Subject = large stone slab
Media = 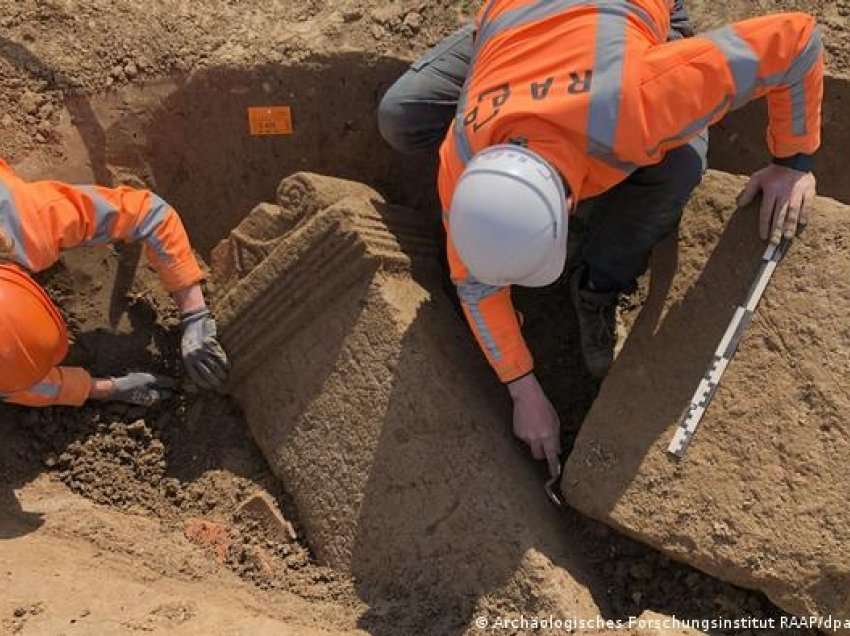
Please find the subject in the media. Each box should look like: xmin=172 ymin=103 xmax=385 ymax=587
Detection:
xmin=214 ymin=173 xmax=602 ymax=628
xmin=563 ymin=170 xmax=850 ymax=620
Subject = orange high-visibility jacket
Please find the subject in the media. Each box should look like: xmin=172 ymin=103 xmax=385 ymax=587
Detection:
xmin=0 ymin=159 xmax=203 ymax=407
xmin=438 ymin=1 xmax=823 ymax=383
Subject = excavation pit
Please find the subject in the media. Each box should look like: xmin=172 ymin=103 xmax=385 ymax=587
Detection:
xmin=3 ymin=46 xmax=847 ymax=634
xmin=17 ymin=54 xmax=439 ymax=257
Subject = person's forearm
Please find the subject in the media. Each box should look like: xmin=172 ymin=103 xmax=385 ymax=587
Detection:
xmin=89 ymin=378 xmax=115 ymax=400
xmin=172 ymin=283 xmax=207 ymax=315
xmin=455 ymin=282 xmax=534 ymax=383
xmin=507 ymin=372 xmax=539 ymax=400
xmin=3 ymin=367 xmax=92 ymax=407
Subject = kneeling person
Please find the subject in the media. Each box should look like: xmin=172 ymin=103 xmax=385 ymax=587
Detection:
xmin=0 ymin=160 xmax=229 ymax=407
xmin=379 ymin=2 xmax=823 ymax=476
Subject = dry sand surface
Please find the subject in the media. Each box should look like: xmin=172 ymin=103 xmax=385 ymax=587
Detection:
xmin=564 ymin=171 xmax=850 ymax=622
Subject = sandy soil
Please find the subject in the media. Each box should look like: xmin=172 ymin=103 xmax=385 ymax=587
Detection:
xmin=565 ymin=171 xmax=850 ymax=621
xmin=1 ymin=477 xmax=362 ymax=635
xmin=0 ymin=1 xmax=840 ymax=634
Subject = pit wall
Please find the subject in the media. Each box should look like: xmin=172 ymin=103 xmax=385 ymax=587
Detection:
xmin=18 ymin=53 xmax=439 ymax=260
xmin=709 ymin=75 xmax=849 ymax=205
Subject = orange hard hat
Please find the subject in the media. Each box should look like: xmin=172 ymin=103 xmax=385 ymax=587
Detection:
xmin=0 ymin=264 xmax=68 ymax=393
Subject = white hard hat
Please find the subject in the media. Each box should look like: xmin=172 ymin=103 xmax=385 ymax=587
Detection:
xmin=449 ymin=144 xmax=568 ymax=288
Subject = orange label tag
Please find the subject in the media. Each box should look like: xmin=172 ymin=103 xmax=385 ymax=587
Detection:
xmin=248 ymin=106 xmax=293 ymax=136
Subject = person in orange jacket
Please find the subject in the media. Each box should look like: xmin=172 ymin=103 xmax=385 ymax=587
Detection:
xmin=379 ymin=1 xmax=823 ymax=476
xmin=0 ymin=159 xmax=229 ymax=408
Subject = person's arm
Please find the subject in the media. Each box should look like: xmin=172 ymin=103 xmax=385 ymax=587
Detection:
xmin=444 ymin=212 xmax=561 ymax=476
xmin=640 ymin=12 xmax=822 ymax=165
xmin=57 ymin=184 xmax=204 ymax=292
xmin=1 ymin=369 xmax=176 ymax=408
xmin=446 ymin=234 xmax=533 ymax=383
xmin=0 ymin=164 xmax=205 ymax=291
xmin=59 ymin=186 xmax=228 ymax=387
xmin=14 ymin=175 xmax=229 ymax=390
xmin=638 ymin=12 xmax=823 ymax=240
xmin=1 ymin=367 xmax=92 ymax=407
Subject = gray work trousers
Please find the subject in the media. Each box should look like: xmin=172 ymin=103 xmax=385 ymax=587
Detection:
xmin=378 ymin=24 xmax=708 ymax=293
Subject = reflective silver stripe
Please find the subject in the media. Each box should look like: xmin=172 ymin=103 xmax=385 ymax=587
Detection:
xmin=648 ymin=25 xmax=822 ymax=156
xmin=81 ymin=186 xmax=119 ymax=245
xmin=132 ymin=194 xmax=169 ymax=241
xmin=478 ymin=0 xmax=659 ymax=48
xmin=586 ymin=6 xmax=638 ymax=174
xmin=0 ymin=179 xmax=33 ymax=268
xmin=708 ymin=25 xmax=821 ymax=137
xmin=451 ymin=0 xmax=505 ymax=164
xmin=765 ymin=27 xmax=822 ymax=138
xmin=454 ymin=0 xmax=661 ymax=168
xmin=145 ymin=233 xmax=173 ymax=265
xmin=705 ymin=26 xmax=759 ymax=109
xmin=478 ymin=0 xmax=583 ymax=50
xmin=762 ymin=27 xmax=823 ymax=88
xmin=477 ymin=0 xmax=501 ymax=34
xmin=82 ymin=189 xmax=174 ymax=263
xmin=790 ymin=80 xmax=807 ymax=136
xmin=452 ymin=53 xmax=474 ymax=164
xmin=133 ymin=194 xmax=174 ymax=264
xmin=453 ymin=117 xmax=475 ymax=164
xmin=457 ymin=278 xmax=504 ymax=361
xmin=30 ymin=381 xmax=61 ymax=399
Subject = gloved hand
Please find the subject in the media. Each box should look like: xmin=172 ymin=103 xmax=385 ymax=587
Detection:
xmin=180 ymin=308 xmax=230 ymax=390
xmin=111 ymin=373 xmax=176 ymax=407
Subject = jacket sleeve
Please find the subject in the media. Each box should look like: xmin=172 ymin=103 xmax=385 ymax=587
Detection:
xmin=638 ymin=13 xmax=823 ymax=171
xmin=1 ymin=367 xmax=92 ymax=407
xmin=445 ymin=219 xmax=534 ymax=384
xmin=14 ymin=175 xmax=204 ymax=291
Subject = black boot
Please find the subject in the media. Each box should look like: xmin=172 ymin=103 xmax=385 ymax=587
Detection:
xmin=569 ymin=267 xmax=618 ymax=379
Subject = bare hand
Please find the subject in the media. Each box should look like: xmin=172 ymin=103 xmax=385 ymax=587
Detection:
xmin=737 ymin=164 xmax=816 ymax=244
xmin=508 ymin=374 xmax=562 ymax=477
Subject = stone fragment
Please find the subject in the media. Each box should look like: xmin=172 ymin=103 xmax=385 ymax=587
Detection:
xmin=404 ymin=12 xmax=423 ymax=32
xmin=563 ymin=171 xmax=850 ymax=621
xmin=236 ymin=492 xmax=297 ymax=543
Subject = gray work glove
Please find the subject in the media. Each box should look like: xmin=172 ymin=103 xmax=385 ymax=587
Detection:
xmin=180 ymin=308 xmax=230 ymax=390
xmin=111 ymin=373 xmax=176 ymax=407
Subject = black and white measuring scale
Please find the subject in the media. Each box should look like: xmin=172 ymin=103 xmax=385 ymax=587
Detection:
xmin=667 ymin=237 xmax=793 ymax=458
xmin=544 ymin=237 xmax=792 ymax=507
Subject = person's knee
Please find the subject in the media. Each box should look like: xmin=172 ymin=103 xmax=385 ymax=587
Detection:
xmin=378 ymin=70 xmax=459 ymax=154
xmin=379 ymin=73 xmax=448 ymax=154
xmin=667 ymin=140 xmax=707 ymax=202
xmin=378 ymin=82 xmax=417 ymax=153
